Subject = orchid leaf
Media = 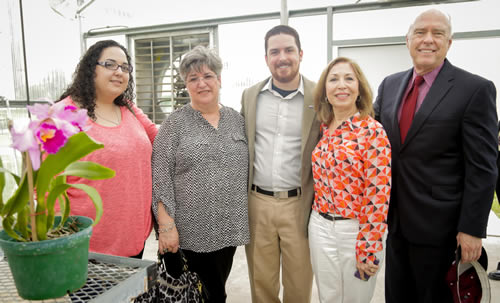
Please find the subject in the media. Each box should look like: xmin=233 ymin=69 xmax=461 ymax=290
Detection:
xmin=0 ymin=167 xmax=21 ymax=185
xmin=35 ymin=200 xmax=48 ymax=241
xmin=14 ymin=205 xmax=30 ymax=240
xmin=46 ymin=176 xmax=66 ymax=231
xmin=46 ymin=183 xmax=70 ymax=231
xmin=1 ymin=173 xmax=28 ymax=217
xmin=55 ymin=175 xmax=66 ymax=184
xmin=0 ymin=163 xmax=22 ymax=215
xmin=67 ymin=183 xmax=103 ymax=226
xmin=36 ymin=132 xmax=104 ymax=205
xmin=33 ymin=132 xmax=104 ymax=239
xmin=1 ymin=103 xmax=114 ymax=243
xmin=48 ymin=183 xmax=101 ymax=231
xmin=62 ymin=161 xmax=115 ymax=180
xmin=58 ymin=193 xmax=71 ymax=230
xmin=2 ymin=216 xmax=25 ymax=242
xmin=0 ymin=157 xmax=5 ymax=213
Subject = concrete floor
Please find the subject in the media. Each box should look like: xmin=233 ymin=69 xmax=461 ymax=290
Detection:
xmin=143 ymin=211 xmax=500 ymax=302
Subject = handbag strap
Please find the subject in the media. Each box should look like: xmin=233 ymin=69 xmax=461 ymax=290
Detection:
xmin=176 ymin=248 xmax=191 ymax=272
xmin=157 ymin=249 xmax=191 ymax=273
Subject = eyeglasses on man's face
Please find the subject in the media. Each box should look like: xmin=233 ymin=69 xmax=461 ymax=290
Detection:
xmin=97 ymin=59 xmax=133 ymax=73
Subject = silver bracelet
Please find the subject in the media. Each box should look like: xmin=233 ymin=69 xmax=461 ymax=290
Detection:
xmin=158 ymin=221 xmax=175 ymax=233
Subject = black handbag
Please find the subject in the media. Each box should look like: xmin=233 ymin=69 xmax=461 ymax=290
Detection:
xmin=133 ymin=249 xmax=207 ymax=303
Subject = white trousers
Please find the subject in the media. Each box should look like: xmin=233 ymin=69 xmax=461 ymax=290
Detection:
xmin=308 ymin=210 xmax=384 ymax=303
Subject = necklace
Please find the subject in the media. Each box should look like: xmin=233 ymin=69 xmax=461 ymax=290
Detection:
xmin=95 ymin=106 xmax=121 ymax=126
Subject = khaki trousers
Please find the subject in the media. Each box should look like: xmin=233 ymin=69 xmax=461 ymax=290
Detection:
xmin=245 ymin=190 xmax=313 ymax=303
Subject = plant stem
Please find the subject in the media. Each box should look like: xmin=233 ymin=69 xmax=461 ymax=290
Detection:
xmin=25 ymin=152 xmax=38 ymax=242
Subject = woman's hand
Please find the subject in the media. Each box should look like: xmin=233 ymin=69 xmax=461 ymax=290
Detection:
xmin=156 ymin=202 xmax=180 ymax=254
xmin=356 ymin=260 xmax=380 ymax=281
xmin=158 ymin=227 xmax=180 ymax=254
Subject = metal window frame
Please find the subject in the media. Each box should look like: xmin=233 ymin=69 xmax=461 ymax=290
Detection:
xmin=128 ymin=27 xmax=215 ymax=123
xmin=331 ymin=30 xmax=500 ymax=48
xmin=84 ymin=0 xmax=479 ymax=62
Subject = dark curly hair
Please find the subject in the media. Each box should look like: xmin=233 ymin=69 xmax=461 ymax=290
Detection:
xmin=59 ymin=40 xmax=135 ymax=120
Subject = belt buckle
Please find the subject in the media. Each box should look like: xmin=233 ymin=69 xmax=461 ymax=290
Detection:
xmin=273 ymin=191 xmax=280 ymax=199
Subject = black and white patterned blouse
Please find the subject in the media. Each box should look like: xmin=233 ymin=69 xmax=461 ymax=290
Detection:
xmin=152 ymin=104 xmax=250 ymax=253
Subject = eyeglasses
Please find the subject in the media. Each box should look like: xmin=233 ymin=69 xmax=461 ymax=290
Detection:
xmin=96 ymin=60 xmax=133 ymax=73
xmin=186 ymin=73 xmax=217 ymax=85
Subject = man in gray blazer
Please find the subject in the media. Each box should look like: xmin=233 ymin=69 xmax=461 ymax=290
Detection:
xmin=240 ymin=25 xmax=321 ymax=303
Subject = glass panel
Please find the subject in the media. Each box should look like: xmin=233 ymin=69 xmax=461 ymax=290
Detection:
xmin=218 ymin=15 xmax=326 ymax=111
xmin=133 ymin=32 xmax=211 ymax=124
xmin=339 ymin=44 xmax=411 ymax=99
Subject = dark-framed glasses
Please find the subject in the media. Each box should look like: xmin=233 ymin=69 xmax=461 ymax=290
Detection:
xmin=97 ymin=60 xmax=133 ymax=73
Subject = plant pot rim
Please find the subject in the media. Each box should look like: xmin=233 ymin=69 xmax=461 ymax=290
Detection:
xmin=0 ymin=215 xmax=93 ymax=256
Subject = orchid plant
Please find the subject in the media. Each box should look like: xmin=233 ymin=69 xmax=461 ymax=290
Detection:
xmin=0 ymin=102 xmax=115 ymax=242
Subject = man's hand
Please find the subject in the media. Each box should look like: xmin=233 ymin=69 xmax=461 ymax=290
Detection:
xmin=456 ymin=232 xmax=482 ymax=263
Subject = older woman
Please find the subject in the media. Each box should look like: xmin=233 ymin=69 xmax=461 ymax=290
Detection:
xmin=58 ymin=40 xmax=158 ymax=258
xmin=152 ymin=45 xmax=249 ymax=302
xmin=309 ymin=57 xmax=391 ymax=302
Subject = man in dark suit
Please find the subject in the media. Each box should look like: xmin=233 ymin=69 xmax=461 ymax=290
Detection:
xmin=488 ymin=121 xmax=500 ymax=281
xmin=374 ymin=9 xmax=497 ymax=302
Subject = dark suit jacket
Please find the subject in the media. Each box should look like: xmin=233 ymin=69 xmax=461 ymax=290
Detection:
xmin=497 ymin=121 xmax=500 ymax=197
xmin=240 ymin=76 xmax=321 ymax=237
xmin=374 ymin=59 xmax=498 ymax=245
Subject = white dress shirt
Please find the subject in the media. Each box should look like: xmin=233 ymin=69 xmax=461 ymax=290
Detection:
xmin=253 ymin=76 xmax=304 ymax=191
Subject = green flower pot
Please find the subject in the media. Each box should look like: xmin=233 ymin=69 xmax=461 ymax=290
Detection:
xmin=0 ymin=215 xmax=93 ymax=300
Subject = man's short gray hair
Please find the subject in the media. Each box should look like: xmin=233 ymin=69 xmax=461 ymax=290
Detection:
xmin=407 ymin=9 xmax=453 ymax=39
xmin=179 ymin=45 xmax=223 ymax=81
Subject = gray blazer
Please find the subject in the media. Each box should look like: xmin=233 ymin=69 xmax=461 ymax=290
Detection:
xmin=240 ymin=76 xmax=321 ymax=236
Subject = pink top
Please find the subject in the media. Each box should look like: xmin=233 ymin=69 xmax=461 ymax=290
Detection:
xmin=62 ymin=97 xmax=158 ymax=257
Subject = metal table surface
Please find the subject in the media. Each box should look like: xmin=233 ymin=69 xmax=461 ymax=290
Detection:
xmin=0 ymin=252 xmax=156 ymax=302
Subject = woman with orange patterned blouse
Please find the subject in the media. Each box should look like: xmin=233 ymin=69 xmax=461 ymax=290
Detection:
xmin=309 ymin=57 xmax=391 ymax=303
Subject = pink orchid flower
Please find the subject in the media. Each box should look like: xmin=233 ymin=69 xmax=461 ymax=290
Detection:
xmin=36 ymin=122 xmax=68 ymax=154
xmin=10 ymin=102 xmax=90 ymax=170
xmin=10 ymin=121 xmax=41 ymax=170
xmin=28 ymin=102 xmax=89 ymax=137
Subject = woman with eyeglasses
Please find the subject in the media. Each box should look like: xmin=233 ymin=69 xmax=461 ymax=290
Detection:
xmin=57 ymin=40 xmax=158 ymax=258
xmin=152 ymin=45 xmax=249 ymax=302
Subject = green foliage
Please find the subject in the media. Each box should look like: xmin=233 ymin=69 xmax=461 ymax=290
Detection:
xmin=493 ymin=193 xmax=500 ymax=219
xmin=0 ymin=132 xmax=115 ymax=242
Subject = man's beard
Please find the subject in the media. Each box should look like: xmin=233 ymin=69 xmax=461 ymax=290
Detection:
xmin=271 ymin=63 xmax=300 ymax=84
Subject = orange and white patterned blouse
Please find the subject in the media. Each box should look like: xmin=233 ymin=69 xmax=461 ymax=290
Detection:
xmin=311 ymin=113 xmax=391 ymax=263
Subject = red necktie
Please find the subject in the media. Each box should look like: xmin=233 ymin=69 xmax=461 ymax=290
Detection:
xmin=400 ymin=75 xmax=424 ymax=143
